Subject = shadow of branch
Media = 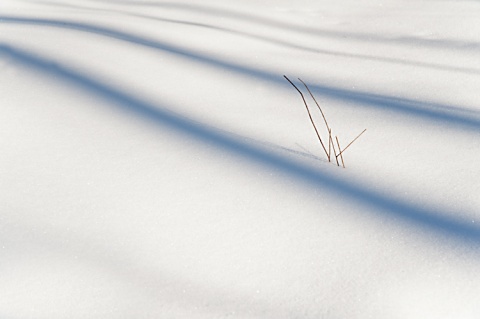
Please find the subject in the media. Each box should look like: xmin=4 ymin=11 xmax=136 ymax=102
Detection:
xmin=15 ymin=2 xmax=480 ymax=75
xmin=74 ymin=1 xmax=480 ymax=52
xmin=2 ymin=43 xmax=480 ymax=246
xmin=1 ymin=16 xmax=479 ymax=133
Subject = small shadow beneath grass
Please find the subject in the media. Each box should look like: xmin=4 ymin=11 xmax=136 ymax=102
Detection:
xmin=2 ymin=43 xmax=480 ymax=246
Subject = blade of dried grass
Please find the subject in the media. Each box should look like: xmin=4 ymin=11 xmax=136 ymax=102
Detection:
xmin=336 ymin=136 xmax=345 ymax=168
xmin=329 ymin=129 xmax=340 ymax=166
xmin=298 ymin=78 xmax=330 ymax=133
xmin=328 ymin=128 xmax=332 ymax=161
xmin=284 ymin=75 xmax=329 ymax=158
xmin=337 ymin=129 xmax=367 ymax=158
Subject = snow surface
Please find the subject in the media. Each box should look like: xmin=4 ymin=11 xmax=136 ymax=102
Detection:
xmin=1 ymin=0 xmax=480 ymax=318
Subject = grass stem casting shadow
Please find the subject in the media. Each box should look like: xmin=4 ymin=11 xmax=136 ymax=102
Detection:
xmin=284 ymin=75 xmax=366 ymax=168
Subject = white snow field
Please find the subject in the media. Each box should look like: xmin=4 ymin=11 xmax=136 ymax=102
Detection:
xmin=1 ymin=0 xmax=480 ymax=318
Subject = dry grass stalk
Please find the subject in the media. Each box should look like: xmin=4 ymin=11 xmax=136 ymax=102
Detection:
xmin=336 ymin=129 xmax=367 ymax=158
xmin=328 ymin=128 xmax=332 ymax=162
xmin=284 ymin=75 xmax=366 ymax=168
xmin=283 ymin=75 xmax=329 ymax=159
xmin=300 ymin=77 xmax=332 ymax=162
xmin=336 ymin=136 xmax=345 ymax=168
xmin=329 ymin=129 xmax=340 ymax=166
xmin=298 ymin=78 xmax=330 ymax=132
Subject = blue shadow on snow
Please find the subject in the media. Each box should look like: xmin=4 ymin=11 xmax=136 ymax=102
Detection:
xmin=1 ymin=43 xmax=480 ymax=245
xmin=1 ymin=16 xmax=480 ymax=133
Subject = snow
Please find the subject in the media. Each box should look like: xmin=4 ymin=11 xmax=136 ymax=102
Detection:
xmin=1 ymin=0 xmax=480 ymax=318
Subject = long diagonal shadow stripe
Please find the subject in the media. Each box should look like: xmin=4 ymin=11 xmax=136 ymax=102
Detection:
xmin=1 ymin=16 xmax=480 ymax=132
xmin=8 ymin=5 xmax=480 ymax=75
xmin=1 ymin=43 xmax=480 ymax=245
xmin=62 ymin=1 xmax=480 ymax=52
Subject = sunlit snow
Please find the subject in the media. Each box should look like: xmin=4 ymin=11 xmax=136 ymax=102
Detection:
xmin=1 ymin=0 xmax=480 ymax=318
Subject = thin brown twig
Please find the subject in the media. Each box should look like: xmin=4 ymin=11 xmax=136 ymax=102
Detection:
xmin=298 ymin=78 xmax=330 ymax=133
xmin=337 ymin=129 xmax=367 ymax=158
xmin=284 ymin=75 xmax=329 ymax=159
xmin=336 ymin=136 xmax=345 ymax=168
xmin=328 ymin=128 xmax=332 ymax=161
xmin=330 ymin=129 xmax=340 ymax=166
